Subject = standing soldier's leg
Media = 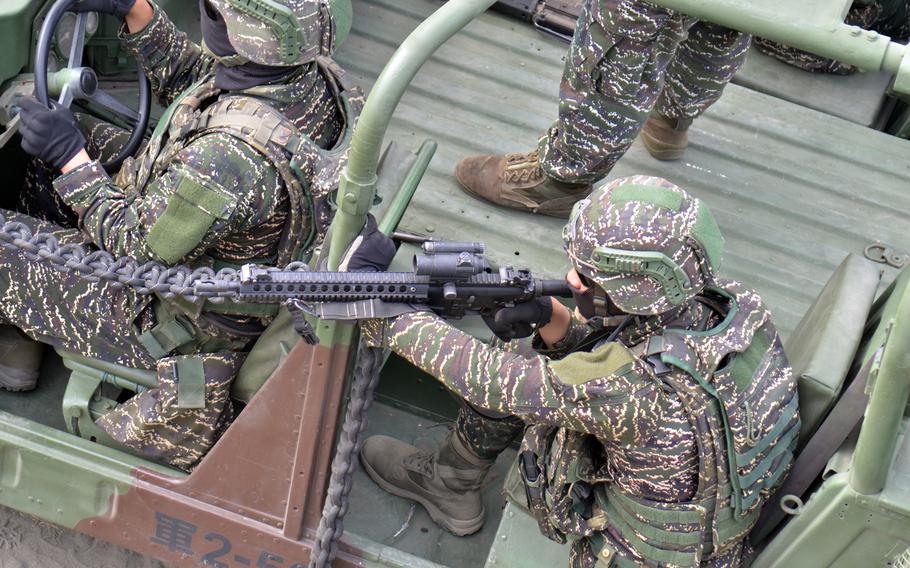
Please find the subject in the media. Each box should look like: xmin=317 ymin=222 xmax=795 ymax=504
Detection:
xmin=455 ymin=0 xmax=687 ymax=217
xmin=642 ymin=22 xmax=750 ymax=160
xmin=360 ymin=403 xmax=524 ymax=535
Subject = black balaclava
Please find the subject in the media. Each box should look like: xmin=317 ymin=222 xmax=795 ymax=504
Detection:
xmin=200 ymin=0 xmax=301 ymax=91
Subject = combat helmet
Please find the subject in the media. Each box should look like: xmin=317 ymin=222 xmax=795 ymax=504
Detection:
xmin=206 ymin=0 xmax=353 ymax=67
xmin=562 ymin=175 xmax=724 ymax=315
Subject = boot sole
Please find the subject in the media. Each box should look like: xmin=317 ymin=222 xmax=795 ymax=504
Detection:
xmin=0 ymin=364 xmax=38 ymax=392
xmin=360 ymin=453 xmax=486 ymax=536
xmin=640 ymin=130 xmax=687 ymax=161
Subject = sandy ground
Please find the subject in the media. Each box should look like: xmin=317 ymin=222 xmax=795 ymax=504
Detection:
xmin=0 ymin=506 xmax=173 ymax=568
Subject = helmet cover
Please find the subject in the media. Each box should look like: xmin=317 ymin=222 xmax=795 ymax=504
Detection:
xmin=562 ymin=175 xmax=724 ymax=315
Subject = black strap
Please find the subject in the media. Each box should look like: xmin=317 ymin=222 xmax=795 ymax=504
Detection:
xmin=749 ymin=349 xmax=878 ymax=545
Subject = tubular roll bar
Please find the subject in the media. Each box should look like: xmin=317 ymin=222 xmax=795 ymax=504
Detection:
xmin=639 ymin=0 xmax=910 ymax=95
xmin=325 ymin=0 xmax=499 ymax=270
xmin=850 ymin=289 xmax=910 ymax=495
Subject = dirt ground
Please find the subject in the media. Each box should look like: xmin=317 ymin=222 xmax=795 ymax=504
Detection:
xmin=0 ymin=505 xmax=172 ymax=568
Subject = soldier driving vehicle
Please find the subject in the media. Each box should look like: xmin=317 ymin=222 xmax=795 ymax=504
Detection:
xmin=0 ymin=0 xmax=906 ymax=567
xmin=6 ymin=0 xmax=360 ymax=470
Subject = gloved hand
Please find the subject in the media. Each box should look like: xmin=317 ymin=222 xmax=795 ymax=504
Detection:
xmin=69 ymin=0 xmax=138 ymax=18
xmin=339 ymin=214 xmax=396 ymax=272
xmin=483 ymin=297 xmax=554 ymax=341
xmin=18 ymin=97 xmax=87 ymax=171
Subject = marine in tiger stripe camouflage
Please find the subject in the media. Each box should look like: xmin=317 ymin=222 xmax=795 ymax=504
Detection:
xmin=455 ymin=0 xmax=750 ymax=216
xmin=360 ymin=176 xmax=799 ymax=567
xmin=539 ymin=0 xmax=750 ymax=184
xmin=11 ymin=0 xmax=349 ymax=470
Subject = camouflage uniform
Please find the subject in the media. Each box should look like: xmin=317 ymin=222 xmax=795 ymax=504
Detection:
xmin=362 ymin=177 xmax=799 ymax=567
xmin=754 ymin=0 xmax=910 ymax=74
xmin=539 ymin=0 xmax=751 ymax=184
xmin=8 ymin=2 xmax=352 ymax=470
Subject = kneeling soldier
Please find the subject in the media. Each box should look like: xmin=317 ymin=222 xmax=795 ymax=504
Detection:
xmin=360 ymin=176 xmax=800 ymax=567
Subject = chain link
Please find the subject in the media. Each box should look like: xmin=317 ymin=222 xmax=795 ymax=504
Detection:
xmin=0 ymin=211 xmax=374 ymax=565
xmin=310 ymin=340 xmax=384 ymax=568
xmin=0 ymin=211 xmax=312 ymax=302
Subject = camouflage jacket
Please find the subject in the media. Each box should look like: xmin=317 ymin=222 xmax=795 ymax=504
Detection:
xmin=52 ymin=1 xmax=342 ymax=268
xmin=362 ymin=280 xmax=799 ymax=567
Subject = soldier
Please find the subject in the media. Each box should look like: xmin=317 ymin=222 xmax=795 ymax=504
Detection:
xmin=3 ymin=0 xmax=365 ymax=470
xmin=359 ymin=176 xmax=800 ymax=567
xmin=455 ymin=0 xmax=750 ymax=218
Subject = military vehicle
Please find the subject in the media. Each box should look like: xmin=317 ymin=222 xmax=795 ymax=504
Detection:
xmin=0 ymin=0 xmax=907 ymax=566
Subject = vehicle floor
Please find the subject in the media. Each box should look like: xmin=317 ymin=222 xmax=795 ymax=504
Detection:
xmin=0 ymin=502 xmax=172 ymax=568
xmin=346 ymin=401 xmax=516 ymax=568
xmin=335 ymin=0 xmax=910 ymax=341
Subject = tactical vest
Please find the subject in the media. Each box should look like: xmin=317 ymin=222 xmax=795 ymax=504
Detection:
xmin=118 ymin=57 xmax=363 ymax=334
xmin=521 ymin=282 xmax=800 ymax=567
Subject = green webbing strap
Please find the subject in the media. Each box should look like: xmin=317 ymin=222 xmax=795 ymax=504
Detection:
xmin=601 ymin=493 xmax=702 ymax=547
xmin=202 ymin=299 xmax=280 ymax=318
xmin=587 ymin=534 xmax=640 ymax=568
xmin=601 ymin=484 xmax=705 ymax=525
xmin=713 ymin=503 xmax=761 ymax=546
xmin=736 ymin=395 xmax=799 ymax=463
xmin=152 ymin=77 xmax=212 ymax=142
xmin=138 ymin=316 xmax=196 ymax=359
xmin=661 ymin=352 xmax=745 ymax=517
xmin=596 ymin=491 xmax=701 ymax=565
xmin=175 ymin=358 xmax=206 ymax=409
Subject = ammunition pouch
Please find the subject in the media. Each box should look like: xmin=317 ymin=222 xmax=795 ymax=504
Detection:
xmin=519 ymin=424 xmax=603 ymax=545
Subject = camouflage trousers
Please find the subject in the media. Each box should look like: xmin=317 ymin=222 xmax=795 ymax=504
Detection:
xmin=539 ymin=0 xmax=751 ymax=183
xmin=455 ymin=403 xmax=524 ymax=459
xmin=754 ymin=0 xmax=910 ymax=74
xmin=15 ymin=120 xmax=252 ymax=471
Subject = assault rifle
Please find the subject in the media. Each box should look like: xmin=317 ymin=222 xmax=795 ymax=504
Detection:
xmin=199 ymin=241 xmax=572 ymax=344
xmin=493 ymin=0 xmax=582 ymax=43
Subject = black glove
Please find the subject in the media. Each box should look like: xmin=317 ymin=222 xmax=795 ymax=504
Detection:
xmin=69 ymin=0 xmax=137 ymax=18
xmin=340 ymin=214 xmax=397 ymax=272
xmin=18 ymin=97 xmax=87 ymax=171
xmin=483 ymin=297 xmax=554 ymax=341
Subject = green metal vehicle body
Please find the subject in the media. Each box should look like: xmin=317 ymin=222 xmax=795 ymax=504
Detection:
xmin=0 ymin=0 xmax=908 ymax=566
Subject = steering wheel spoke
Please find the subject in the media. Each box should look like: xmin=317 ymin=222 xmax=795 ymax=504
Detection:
xmin=88 ymin=89 xmax=142 ymax=124
xmin=59 ymin=12 xmax=89 ymax=108
xmin=35 ymin=0 xmax=151 ymax=173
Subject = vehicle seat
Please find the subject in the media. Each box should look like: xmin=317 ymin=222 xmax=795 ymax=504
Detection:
xmin=784 ymin=253 xmax=881 ymax=447
xmin=57 ymin=350 xmax=157 ymax=443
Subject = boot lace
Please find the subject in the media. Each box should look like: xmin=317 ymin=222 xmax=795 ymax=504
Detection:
xmin=403 ymin=450 xmax=436 ymax=478
xmin=502 ymin=151 xmax=544 ymax=185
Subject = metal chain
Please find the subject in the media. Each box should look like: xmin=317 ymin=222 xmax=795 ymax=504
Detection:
xmin=0 ymin=211 xmax=309 ymax=301
xmin=310 ymin=340 xmax=384 ymax=568
xmin=0 ymin=211 xmax=376 ymax=565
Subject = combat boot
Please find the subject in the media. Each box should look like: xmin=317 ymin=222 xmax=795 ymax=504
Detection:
xmin=0 ymin=326 xmax=43 ymax=392
xmin=360 ymin=432 xmax=494 ymax=536
xmin=455 ymin=150 xmax=591 ymax=218
xmin=640 ymin=115 xmax=692 ymax=161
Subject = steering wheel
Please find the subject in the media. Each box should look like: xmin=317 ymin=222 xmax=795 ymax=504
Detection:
xmin=34 ymin=0 xmax=152 ymax=172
